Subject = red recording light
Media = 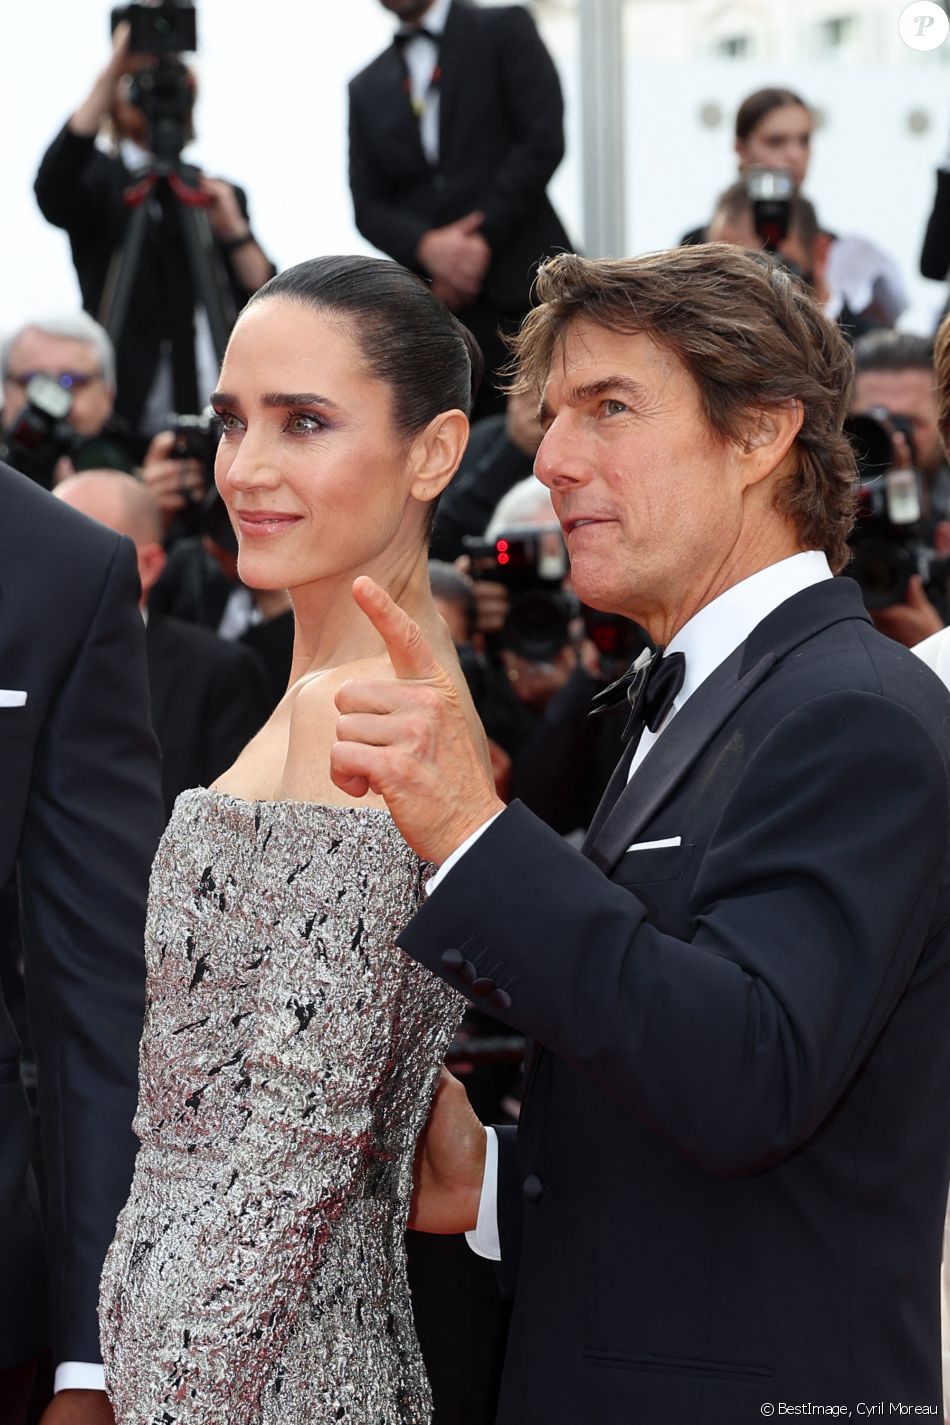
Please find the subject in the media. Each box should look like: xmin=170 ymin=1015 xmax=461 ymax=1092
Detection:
xmin=497 ymin=552 xmax=509 ymax=565
xmin=496 ymin=539 xmax=509 ymax=552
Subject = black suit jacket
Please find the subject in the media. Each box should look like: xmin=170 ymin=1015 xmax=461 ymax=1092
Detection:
xmin=0 ymin=463 xmax=163 ymax=1370
xmin=401 ymin=578 xmax=950 ymax=1423
xmin=921 ymin=169 xmax=950 ymax=283
xmin=146 ymin=613 xmax=270 ymax=820
xmin=348 ymin=0 xmax=571 ymax=314
xmin=34 ymin=124 xmax=269 ymax=430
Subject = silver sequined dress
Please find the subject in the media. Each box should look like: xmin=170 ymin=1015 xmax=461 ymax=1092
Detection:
xmin=99 ymin=788 xmax=462 ymax=1425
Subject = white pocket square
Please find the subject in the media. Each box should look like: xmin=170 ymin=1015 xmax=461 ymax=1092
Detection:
xmin=0 ymin=690 xmax=27 ymax=707
xmin=625 ymin=836 xmax=682 ymax=852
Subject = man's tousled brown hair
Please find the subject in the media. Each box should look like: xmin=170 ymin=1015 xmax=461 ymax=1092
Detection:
xmin=508 ymin=245 xmax=858 ymax=572
xmin=934 ymin=311 xmax=950 ymax=458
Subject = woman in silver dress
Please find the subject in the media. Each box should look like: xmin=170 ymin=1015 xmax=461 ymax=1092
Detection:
xmin=99 ymin=255 xmax=488 ymax=1423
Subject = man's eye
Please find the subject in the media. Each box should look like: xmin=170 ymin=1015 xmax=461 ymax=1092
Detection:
xmin=603 ymin=399 xmax=627 ymax=417
xmin=215 ymin=411 xmax=241 ymax=432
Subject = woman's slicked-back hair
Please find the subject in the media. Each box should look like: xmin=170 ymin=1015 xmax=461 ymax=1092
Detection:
xmin=246 ymin=255 xmax=483 ymax=438
xmin=508 ymin=245 xmax=858 ymax=572
xmin=735 ymin=86 xmax=809 ymax=141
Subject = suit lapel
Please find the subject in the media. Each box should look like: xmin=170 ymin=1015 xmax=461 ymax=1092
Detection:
xmin=520 ymin=577 xmax=871 ymax=1114
xmin=585 ymin=577 xmax=871 ymax=876
xmin=377 ymin=43 xmax=431 ymax=173
xmin=436 ymin=0 xmax=467 ymax=164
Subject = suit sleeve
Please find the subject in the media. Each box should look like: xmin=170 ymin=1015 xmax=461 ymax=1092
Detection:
xmin=34 ymin=123 xmax=116 ymax=237
xmin=476 ymin=8 xmax=566 ymax=255
xmin=400 ymin=690 xmax=949 ymax=1176
xmin=348 ymin=86 xmax=431 ymax=268
xmin=920 ymin=169 xmax=950 ymax=281
xmin=18 ymin=536 xmax=163 ymax=1364
xmin=200 ymin=646 xmax=272 ymax=787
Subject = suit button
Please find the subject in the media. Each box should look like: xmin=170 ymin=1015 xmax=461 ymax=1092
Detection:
xmin=441 ymin=948 xmax=464 ymax=972
xmin=523 ymin=1173 xmax=544 ymax=1205
xmin=458 ymin=958 xmax=477 ymax=986
xmin=489 ymin=988 xmax=512 ymax=1011
xmin=472 ymin=977 xmax=495 ymax=997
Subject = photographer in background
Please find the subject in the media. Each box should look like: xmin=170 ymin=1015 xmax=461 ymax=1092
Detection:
xmin=849 ymin=332 xmax=950 ymax=648
xmin=0 ymin=314 xmax=137 ymax=485
xmin=462 ymin=478 xmax=639 ymax=838
xmin=429 ymin=390 xmax=543 ymax=563
xmin=34 ymin=17 xmax=273 ymax=437
xmin=683 ymin=87 xmax=906 ymax=338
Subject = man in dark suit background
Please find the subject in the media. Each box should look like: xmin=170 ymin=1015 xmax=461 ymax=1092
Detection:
xmin=349 ymin=0 xmax=572 ymax=415
xmin=55 ymin=471 xmax=271 ymax=821
xmin=0 ymin=462 xmax=163 ymax=1423
xmin=331 ymin=245 xmax=950 ymax=1422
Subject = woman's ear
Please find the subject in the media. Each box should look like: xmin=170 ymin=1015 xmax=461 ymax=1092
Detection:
xmin=408 ymin=410 xmax=470 ymax=504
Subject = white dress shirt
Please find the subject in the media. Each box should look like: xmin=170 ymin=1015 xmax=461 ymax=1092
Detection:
xmin=439 ymin=551 xmax=834 ymax=1260
xmin=397 ymin=0 xmax=453 ymax=167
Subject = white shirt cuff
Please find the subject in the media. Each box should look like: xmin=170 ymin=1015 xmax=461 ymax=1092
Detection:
xmin=464 ymin=1124 xmax=501 ymax=1261
xmin=55 ymin=1362 xmax=106 ymax=1392
xmin=426 ymin=812 xmax=504 ymax=895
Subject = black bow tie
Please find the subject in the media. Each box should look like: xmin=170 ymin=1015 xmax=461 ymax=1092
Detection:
xmin=590 ymin=646 xmax=687 ymax=741
xmin=395 ymin=26 xmax=440 ymax=45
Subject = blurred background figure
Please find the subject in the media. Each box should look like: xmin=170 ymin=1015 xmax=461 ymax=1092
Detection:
xmin=55 ymin=471 xmax=271 ymax=820
xmin=1 ymin=313 xmax=136 ymax=484
xmin=34 ymin=20 xmax=273 ymax=437
xmin=683 ymin=87 xmax=907 ymax=338
xmin=349 ymin=0 xmax=572 ymax=417
xmin=847 ymin=331 xmax=950 ymax=648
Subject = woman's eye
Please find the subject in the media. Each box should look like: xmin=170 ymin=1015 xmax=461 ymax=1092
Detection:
xmin=287 ymin=412 xmax=325 ymax=435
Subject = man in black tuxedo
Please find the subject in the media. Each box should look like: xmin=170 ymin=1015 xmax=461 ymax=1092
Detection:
xmin=0 ymin=462 xmax=163 ymax=1422
xmin=55 ymin=471 xmax=271 ymax=820
xmin=349 ymin=0 xmax=571 ymax=414
xmin=332 ymin=245 xmax=950 ymax=1422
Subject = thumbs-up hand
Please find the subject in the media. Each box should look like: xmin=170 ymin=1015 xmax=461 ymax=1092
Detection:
xmin=332 ymin=577 xmax=504 ymax=864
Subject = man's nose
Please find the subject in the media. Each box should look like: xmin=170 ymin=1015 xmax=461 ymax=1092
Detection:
xmin=534 ymin=418 xmax=591 ymax=491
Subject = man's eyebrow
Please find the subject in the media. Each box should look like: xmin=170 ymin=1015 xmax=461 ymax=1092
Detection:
xmin=538 ymin=375 xmax=647 ymax=428
xmin=570 ymin=376 xmax=647 ymax=406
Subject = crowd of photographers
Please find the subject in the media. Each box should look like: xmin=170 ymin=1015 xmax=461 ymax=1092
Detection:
xmin=4 ymin=3 xmax=950 ymax=1421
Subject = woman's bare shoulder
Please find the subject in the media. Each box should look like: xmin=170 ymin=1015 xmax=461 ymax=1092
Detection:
xmin=278 ymin=656 xmax=393 ymax=808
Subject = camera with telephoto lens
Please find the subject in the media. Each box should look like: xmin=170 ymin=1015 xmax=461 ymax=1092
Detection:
xmin=843 ymin=407 xmax=934 ymax=609
xmin=0 ymin=374 xmax=85 ymax=489
xmin=166 ymin=411 xmax=236 ymax=552
xmin=463 ymin=526 xmax=576 ymax=662
xmin=111 ymin=4 xmax=198 ymax=162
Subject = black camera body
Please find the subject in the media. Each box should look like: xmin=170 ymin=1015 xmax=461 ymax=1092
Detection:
xmin=0 ymin=375 xmax=84 ymax=489
xmin=844 ymin=407 xmax=932 ymax=609
xmin=111 ymin=4 xmax=197 ymax=161
xmin=745 ymin=167 xmax=795 ymax=250
xmin=463 ymin=527 xmax=574 ymax=662
xmin=111 ymin=2 xmax=197 ymax=55
xmin=166 ymin=412 xmax=236 ymax=552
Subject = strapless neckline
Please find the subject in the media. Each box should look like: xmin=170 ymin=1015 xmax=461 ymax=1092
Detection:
xmin=179 ymin=785 xmax=395 ymax=820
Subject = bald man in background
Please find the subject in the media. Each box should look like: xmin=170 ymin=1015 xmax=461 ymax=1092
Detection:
xmin=56 ymin=473 xmax=271 ymax=820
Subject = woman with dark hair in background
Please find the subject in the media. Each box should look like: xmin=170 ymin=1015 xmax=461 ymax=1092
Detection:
xmin=683 ymin=85 xmax=907 ymax=336
xmin=98 ymin=255 xmax=485 ymax=1423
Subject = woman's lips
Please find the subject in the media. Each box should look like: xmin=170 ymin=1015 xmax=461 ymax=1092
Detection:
xmin=235 ymin=511 xmax=304 ymax=537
